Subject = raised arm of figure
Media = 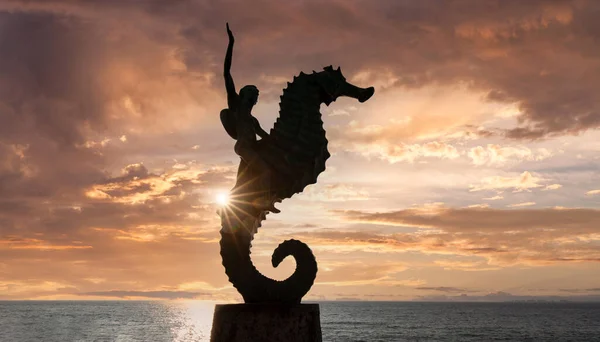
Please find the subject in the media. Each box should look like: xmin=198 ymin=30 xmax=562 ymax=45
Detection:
xmin=224 ymin=23 xmax=238 ymax=110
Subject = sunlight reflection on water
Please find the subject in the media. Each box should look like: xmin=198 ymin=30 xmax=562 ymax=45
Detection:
xmin=167 ymin=301 xmax=216 ymax=341
xmin=2 ymin=301 xmax=600 ymax=341
xmin=0 ymin=300 xmax=216 ymax=342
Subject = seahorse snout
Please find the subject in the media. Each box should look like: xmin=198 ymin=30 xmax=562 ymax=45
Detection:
xmin=359 ymin=86 xmax=375 ymax=103
xmin=339 ymin=81 xmax=375 ymax=103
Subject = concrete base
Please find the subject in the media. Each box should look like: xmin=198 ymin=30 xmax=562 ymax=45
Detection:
xmin=210 ymin=303 xmax=322 ymax=342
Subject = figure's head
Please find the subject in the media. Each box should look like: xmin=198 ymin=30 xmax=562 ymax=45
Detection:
xmin=240 ymin=85 xmax=259 ymax=106
xmin=316 ymin=65 xmax=374 ymax=106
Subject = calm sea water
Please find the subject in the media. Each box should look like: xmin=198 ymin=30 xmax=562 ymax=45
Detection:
xmin=0 ymin=301 xmax=599 ymax=341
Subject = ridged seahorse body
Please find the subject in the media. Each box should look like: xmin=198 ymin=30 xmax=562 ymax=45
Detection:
xmin=219 ymin=66 xmax=374 ymax=303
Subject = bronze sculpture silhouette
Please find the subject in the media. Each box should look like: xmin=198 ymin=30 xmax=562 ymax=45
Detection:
xmin=218 ymin=23 xmax=374 ymax=304
xmin=220 ymin=23 xmax=279 ymax=213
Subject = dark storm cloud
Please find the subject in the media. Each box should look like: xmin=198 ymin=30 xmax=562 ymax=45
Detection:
xmin=0 ymin=3 xmax=220 ymax=233
xmin=139 ymin=0 xmax=600 ymax=139
xmin=0 ymin=11 xmax=109 ymax=210
xmin=4 ymin=0 xmax=600 ymax=138
xmin=0 ymin=12 xmax=108 ymax=145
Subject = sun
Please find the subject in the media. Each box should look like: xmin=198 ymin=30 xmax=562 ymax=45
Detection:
xmin=216 ymin=192 xmax=230 ymax=206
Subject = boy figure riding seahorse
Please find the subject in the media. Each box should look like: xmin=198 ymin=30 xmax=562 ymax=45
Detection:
xmin=220 ymin=23 xmax=280 ymax=214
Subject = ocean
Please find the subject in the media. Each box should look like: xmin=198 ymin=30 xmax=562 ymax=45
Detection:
xmin=0 ymin=301 xmax=599 ymax=341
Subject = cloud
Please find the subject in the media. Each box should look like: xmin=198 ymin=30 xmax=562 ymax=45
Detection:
xmin=467 ymin=203 xmax=490 ymax=209
xmin=433 ymin=259 xmax=499 ymax=271
xmin=300 ymin=183 xmax=370 ymax=202
xmin=78 ymin=290 xmax=208 ymax=300
xmin=468 ymin=145 xmax=552 ymax=166
xmin=559 ymin=288 xmax=600 ymax=293
xmin=339 ymin=205 xmax=600 ymax=232
xmin=469 ymin=171 xmax=546 ymax=192
xmin=2 ymin=0 xmax=600 ymax=140
xmin=315 ymin=261 xmax=426 ymax=287
xmin=83 ymin=162 xmax=235 ymax=205
xmin=326 ymin=205 xmax=600 ymax=266
xmin=507 ymin=202 xmax=536 ymax=208
xmin=332 ymin=127 xmax=461 ymax=163
xmin=0 ymin=159 xmax=231 ymax=300
xmin=315 ymin=262 xmax=416 ymax=287
xmin=543 ymin=184 xmax=562 ymax=191
xmin=416 ymin=292 xmax=600 ymax=302
xmin=416 ymin=286 xmax=469 ymax=293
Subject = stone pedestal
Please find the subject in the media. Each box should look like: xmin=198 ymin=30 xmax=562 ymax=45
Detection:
xmin=210 ymin=303 xmax=322 ymax=342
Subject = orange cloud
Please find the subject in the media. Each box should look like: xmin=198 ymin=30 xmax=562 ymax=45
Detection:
xmin=468 ymin=144 xmax=552 ymax=166
xmin=469 ymin=171 xmax=546 ymax=192
xmin=324 ymin=205 xmax=600 ymax=266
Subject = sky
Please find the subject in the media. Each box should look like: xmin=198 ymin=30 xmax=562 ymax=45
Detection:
xmin=1 ymin=0 xmax=600 ymax=302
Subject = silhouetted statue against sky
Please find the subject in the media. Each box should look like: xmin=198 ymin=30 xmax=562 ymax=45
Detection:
xmin=218 ymin=23 xmax=374 ymax=304
xmin=220 ymin=23 xmax=279 ymax=214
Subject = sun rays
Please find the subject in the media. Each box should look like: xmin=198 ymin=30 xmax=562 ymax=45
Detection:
xmin=216 ymin=192 xmax=230 ymax=206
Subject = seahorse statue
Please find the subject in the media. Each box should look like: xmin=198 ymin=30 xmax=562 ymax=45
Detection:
xmin=218 ymin=24 xmax=374 ymax=304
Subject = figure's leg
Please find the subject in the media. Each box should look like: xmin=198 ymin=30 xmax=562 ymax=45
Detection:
xmin=234 ymin=141 xmax=280 ymax=213
xmin=235 ymin=141 xmax=267 ymax=172
xmin=235 ymin=141 xmax=271 ymax=189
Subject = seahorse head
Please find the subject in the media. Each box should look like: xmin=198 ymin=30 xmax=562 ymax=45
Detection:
xmin=314 ymin=65 xmax=375 ymax=106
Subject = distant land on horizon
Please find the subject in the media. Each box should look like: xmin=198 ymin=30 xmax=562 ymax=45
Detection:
xmin=3 ymin=293 xmax=600 ymax=303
